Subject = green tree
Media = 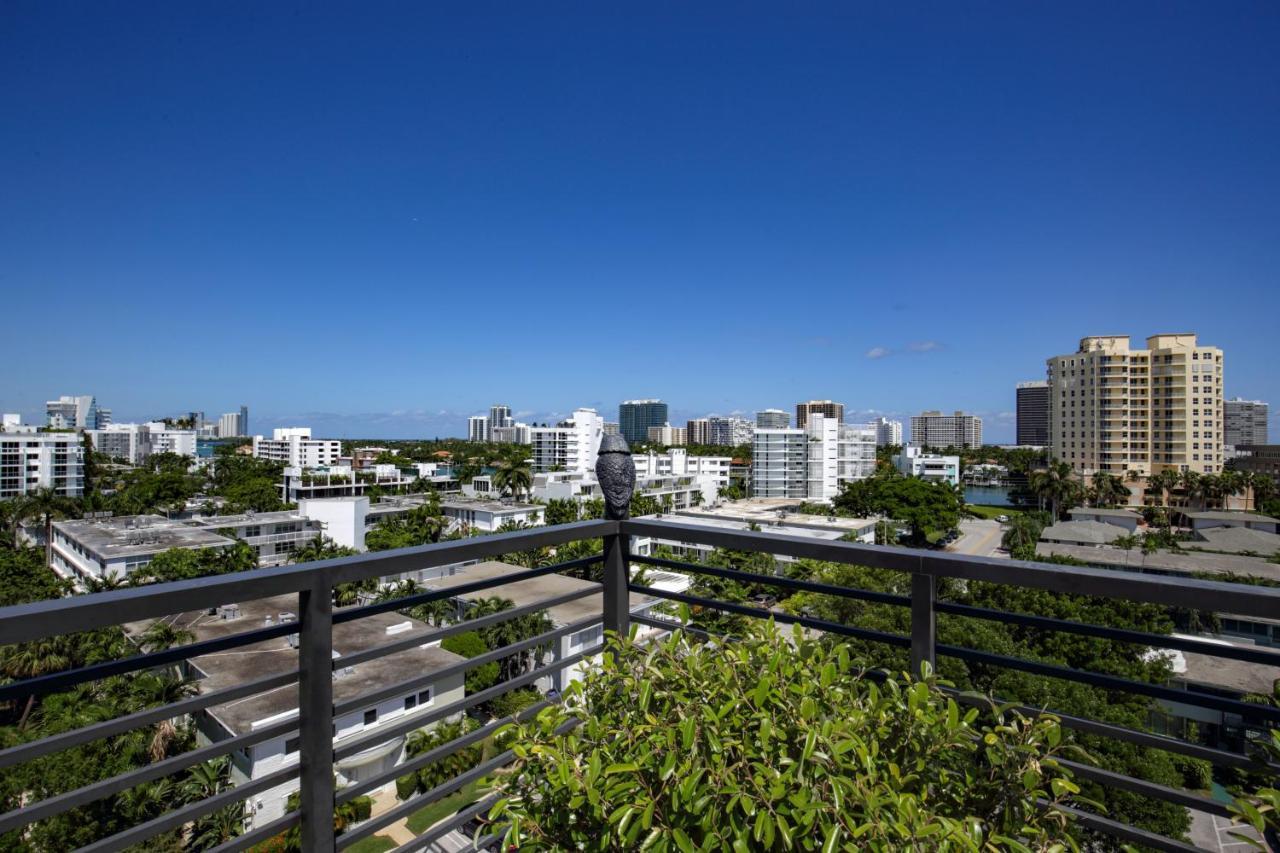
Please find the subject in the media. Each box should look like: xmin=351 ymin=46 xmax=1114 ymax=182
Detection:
xmin=492 ymin=458 xmax=533 ymax=500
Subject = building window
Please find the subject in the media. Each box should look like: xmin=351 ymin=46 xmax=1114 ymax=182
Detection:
xmin=417 ymin=688 xmax=433 ymax=706
xmin=404 ymin=695 xmax=416 ymax=711
xmin=363 ymin=709 xmax=377 ymax=726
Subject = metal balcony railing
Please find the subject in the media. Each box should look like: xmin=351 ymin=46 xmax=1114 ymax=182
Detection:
xmin=1 ymin=515 xmax=1279 ymax=851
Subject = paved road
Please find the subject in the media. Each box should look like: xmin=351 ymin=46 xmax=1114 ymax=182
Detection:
xmin=1189 ymin=807 xmax=1269 ymax=851
xmin=947 ymin=518 xmax=1005 ymax=558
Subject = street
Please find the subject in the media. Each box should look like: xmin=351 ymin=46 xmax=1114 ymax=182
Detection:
xmin=947 ymin=518 xmax=1006 ymax=558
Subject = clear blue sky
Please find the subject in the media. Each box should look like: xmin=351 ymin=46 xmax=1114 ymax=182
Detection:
xmin=2 ymin=3 xmax=1277 ymax=441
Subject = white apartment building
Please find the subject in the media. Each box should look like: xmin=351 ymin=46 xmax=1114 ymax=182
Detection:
xmin=1224 ymin=398 xmax=1269 ymax=448
xmin=154 ymin=596 xmax=467 ymax=829
xmin=489 ymin=405 xmax=513 ymax=430
xmin=707 ymin=416 xmax=753 ymax=446
xmin=751 ymin=415 xmax=874 ymax=502
xmin=0 ymin=432 xmax=85 ymax=499
xmin=440 ymin=498 xmax=544 ymax=533
xmin=253 ymin=428 xmax=342 ymax=468
xmin=1 ymin=414 xmax=36 ymax=434
xmin=144 ymin=422 xmax=198 ymax=458
xmin=870 ymin=417 xmax=903 ymax=447
xmin=1048 ymin=334 xmax=1224 ymax=476
xmin=218 ymin=411 xmax=245 ymax=438
xmin=532 ymin=469 xmax=719 ymax=511
xmin=646 ymin=424 xmax=687 ymax=446
xmin=894 ymin=446 xmax=961 ymax=486
xmin=910 ymin=411 xmax=983 ymax=449
xmin=45 ymin=395 xmax=104 ymax=430
xmin=88 ymin=423 xmax=153 ymax=465
xmin=531 ymin=408 xmax=604 ymax=473
xmin=467 ymin=415 xmax=489 ymax=443
xmin=632 ymin=448 xmax=732 ymax=491
xmin=490 ymin=423 xmax=532 ymax=444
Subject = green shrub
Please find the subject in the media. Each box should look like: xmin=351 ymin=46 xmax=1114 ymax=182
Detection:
xmin=486 ymin=687 xmax=543 ymax=719
xmin=1170 ymin=753 xmax=1213 ymax=791
xmin=396 ymin=773 xmax=418 ymax=801
xmin=441 ymin=630 xmax=500 ymax=693
xmin=493 ymin=623 xmax=1082 ymax=851
xmin=351 ymin=794 xmax=373 ymax=822
xmin=408 ymin=716 xmax=485 ymax=793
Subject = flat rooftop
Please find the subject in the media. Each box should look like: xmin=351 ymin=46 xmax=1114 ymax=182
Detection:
xmin=1069 ymin=508 xmax=1142 ymax=520
xmin=188 ymin=510 xmax=306 ymax=527
xmin=423 ymin=560 xmax=653 ymax=627
xmin=1036 ymin=543 xmax=1280 ymax=583
xmin=1185 ymin=511 xmax=1279 ymax=524
xmin=128 ymin=594 xmax=464 ymax=735
xmin=54 ymin=516 xmax=233 ymax=559
xmin=671 ymin=502 xmax=876 ymax=534
xmin=440 ymin=498 xmax=541 ymax=513
xmin=1165 ymin=635 xmax=1280 ymax=695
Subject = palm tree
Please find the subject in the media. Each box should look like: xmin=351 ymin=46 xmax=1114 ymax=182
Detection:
xmin=492 ymin=459 xmax=533 ymax=501
xmin=410 ymin=598 xmax=454 ymax=627
xmin=1149 ymin=469 xmax=1181 ymax=508
xmin=0 ymin=499 xmax=25 ymax=549
xmin=138 ymin=620 xmax=195 ymax=653
xmin=1028 ymin=461 xmax=1076 ymax=519
xmin=1179 ymin=470 xmax=1203 ymax=510
xmin=17 ymin=487 xmax=80 ymax=566
xmin=1252 ymin=473 xmax=1277 ymax=512
xmin=84 ymin=569 xmax=127 ymax=593
xmin=0 ymin=636 xmax=73 ymax=728
xmin=1088 ymin=472 xmax=1129 ymax=508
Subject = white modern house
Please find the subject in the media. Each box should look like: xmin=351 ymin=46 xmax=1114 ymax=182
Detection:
xmin=253 ymin=428 xmax=342 ymax=468
xmin=136 ymin=596 xmax=467 ymax=829
xmin=0 ymin=431 xmax=85 ymax=499
xmin=893 ymin=446 xmax=961 ymax=486
xmin=531 ymin=408 xmax=604 ymax=473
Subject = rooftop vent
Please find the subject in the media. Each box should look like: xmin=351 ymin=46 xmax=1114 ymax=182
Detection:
xmin=217 ymin=603 xmax=241 ymax=621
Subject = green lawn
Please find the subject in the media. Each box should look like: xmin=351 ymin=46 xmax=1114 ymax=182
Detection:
xmin=405 ymin=781 xmax=489 ymax=835
xmin=345 ymin=835 xmax=397 ymax=853
xmin=965 ymin=504 xmax=1021 ymax=520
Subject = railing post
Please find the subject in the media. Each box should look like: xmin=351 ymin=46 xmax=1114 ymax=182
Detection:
xmin=298 ymin=573 xmax=336 ymax=852
xmin=910 ymin=571 xmax=936 ymax=677
xmin=595 ymin=435 xmax=636 ymax=639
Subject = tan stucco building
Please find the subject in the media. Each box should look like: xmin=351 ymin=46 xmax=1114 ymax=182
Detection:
xmin=1047 ymin=334 xmax=1224 ymax=477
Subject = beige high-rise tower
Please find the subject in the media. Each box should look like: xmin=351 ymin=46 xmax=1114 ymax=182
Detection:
xmin=1047 ymin=334 xmax=1224 ymax=477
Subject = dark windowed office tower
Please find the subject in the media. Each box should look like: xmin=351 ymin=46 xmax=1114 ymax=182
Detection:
xmin=1016 ymin=381 xmax=1050 ymax=446
xmin=618 ymin=399 xmax=668 ymax=445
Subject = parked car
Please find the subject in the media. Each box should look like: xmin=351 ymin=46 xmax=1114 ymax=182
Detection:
xmin=995 ymin=514 xmax=1010 ymax=523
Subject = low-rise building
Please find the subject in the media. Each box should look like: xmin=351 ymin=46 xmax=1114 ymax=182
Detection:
xmin=1232 ymin=445 xmax=1280 ymax=479
xmin=631 ymin=448 xmax=732 ymax=491
xmin=1038 ymin=519 xmax=1131 ymax=547
xmin=253 ymin=428 xmax=342 ymax=468
xmin=130 ymin=595 xmax=467 ymax=829
xmin=88 ymin=423 xmax=153 ymax=465
xmin=893 ymin=446 xmax=960 ymax=486
xmin=440 ymin=498 xmax=544 ymax=533
xmin=1184 ymin=511 xmax=1279 ymax=535
xmin=532 ymin=469 xmax=718 ymax=512
xmin=0 ymin=431 xmax=85 ymax=499
xmin=1067 ymin=508 xmax=1142 ymax=532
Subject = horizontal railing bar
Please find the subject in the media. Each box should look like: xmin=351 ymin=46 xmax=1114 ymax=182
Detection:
xmin=0 ymin=520 xmax=616 ymax=645
xmin=207 ymin=809 xmax=300 ymax=853
xmin=1055 ymin=804 xmax=1204 ymax=853
xmin=0 ymin=717 xmax=297 ymax=835
xmin=631 ymin=553 xmax=912 ymax=607
xmin=342 ymin=717 xmax=579 ymax=850
xmin=391 ymin=793 xmax=502 ymax=853
xmin=938 ymin=642 xmax=1280 ymax=724
xmin=334 ymin=644 xmax=601 ymax=761
xmin=937 ymin=601 xmax=1280 ymax=667
xmin=0 ymin=620 xmax=299 ymax=704
xmin=636 ymin=553 xmax=1280 ymax=667
xmin=333 ymin=615 xmax=597 ymax=718
xmin=630 ymin=585 xmax=911 ymax=649
xmin=337 ymin=586 xmax=597 ymax=669
xmin=1059 ymin=759 xmax=1234 ymax=819
xmin=621 ymin=519 xmax=1280 ymax=619
xmin=77 ymin=763 xmax=299 ymax=853
xmin=0 ymin=668 xmax=298 ymax=770
xmin=336 ymin=699 xmax=552 ymax=804
xmin=332 ymin=554 xmax=601 ymax=625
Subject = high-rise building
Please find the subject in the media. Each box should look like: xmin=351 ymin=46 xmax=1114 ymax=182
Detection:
xmin=0 ymin=432 xmax=85 ymax=498
xmin=491 ymin=423 xmax=532 ymax=444
xmin=751 ymin=415 xmax=874 ymax=501
xmin=144 ymin=422 xmax=198 ymax=458
xmin=910 ymin=411 xmax=983 ymax=449
xmin=531 ymin=408 xmax=605 ymax=473
xmin=707 ymin=416 xmax=753 ymax=446
xmin=467 ymin=415 xmax=489 ymax=443
xmin=88 ymin=423 xmax=153 ymax=465
xmin=755 ymin=409 xmax=791 ymax=429
xmin=646 ymin=424 xmax=687 ymax=446
xmin=1047 ymin=333 xmax=1224 ymax=476
xmin=619 ymin=400 xmax=668 ymax=446
xmin=1015 ymin=381 xmax=1050 ymax=446
xmin=45 ymin=395 xmax=103 ymax=430
xmin=489 ymin=405 xmax=513 ymax=430
xmin=603 ymin=422 xmax=620 ymax=436
xmin=869 ymin=417 xmax=903 ymax=447
xmin=1224 ymin=398 xmax=1269 ymax=448
xmin=218 ymin=411 xmax=245 ymax=438
xmin=686 ymin=418 xmax=710 ymax=446
xmin=795 ymin=400 xmax=844 ymax=430
xmin=240 ymin=405 xmax=249 ymax=437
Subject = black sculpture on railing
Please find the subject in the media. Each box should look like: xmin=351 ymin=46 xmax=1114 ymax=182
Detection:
xmin=594 ymin=433 xmax=635 ymax=520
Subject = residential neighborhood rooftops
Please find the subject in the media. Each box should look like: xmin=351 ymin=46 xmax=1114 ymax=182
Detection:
xmin=674 ymin=501 xmax=876 ymax=534
xmin=1039 ymin=520 xmax=1131 ymax=546
xmin=1069 ymin=508 xmax=1142 ymax=520
xmin=422 ymin=560 xmax=654 ymax=627
xmin=1163 ymin=635 xmax=1280 ymax=696
xmin=1184 ymin=510 xmax=1280 ymax=523
xmin=1035 ymin=542 xmax=1280 ymax=583
xmin=53 ymin=516 xmax=233 ymax=560
xmin=129 ymin=594 xmax=464 ymax=735
xmin=1190 ymin=526 xmax=1280 ymax=555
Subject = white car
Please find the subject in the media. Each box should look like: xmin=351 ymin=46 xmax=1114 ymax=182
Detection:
xmin=995 ymin=514 xmax=1010 ymax=523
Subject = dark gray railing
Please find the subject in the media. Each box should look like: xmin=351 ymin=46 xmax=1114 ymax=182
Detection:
xmin=0 ymin=515 xmax=1278 ymax=851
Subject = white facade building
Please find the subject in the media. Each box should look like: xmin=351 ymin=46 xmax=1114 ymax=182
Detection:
xmin=632 ymin=448 xmax=732 ymax=491
xmin=0 ymin=432 xmax=85 ymax=499
xmin=440 ymin=498 xmax=544 ymax=533
xmin=531 ymin=408 xmax=604 ymax=473
xmin=894 ymin=446 xmax=961 ymax=486
xmin=253 ymin=428 xmax=342 ymax=468
xmin=490 ymin=423 xmax=532 ymax=444
xmin=910 ymin=411 xmax=983 ymax=449
xmin=88 ymin=423 xmax=153 ymax=465
xmin=467 ymin=415 xmax=489 ymax=443
xmin=45 ymin=395 xmax=104 ymax=430
xmin=144 ymin=422 xmax=198 ymax=458
xmin=751 ymin=415 xmax=874 ymax=501
xmin=755 ymin=409 xmax=791 ymax=429
xmin=218 ymin=411 xmax=245 ymax=438
xmin=870 ymin=417 xmax=903 ymax=447
xmin=646 ymin=424 xmax=687 ymax=446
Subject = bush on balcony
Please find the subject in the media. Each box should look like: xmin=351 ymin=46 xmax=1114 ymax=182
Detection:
xmin=493 ymin=623 xmax=1083 ymax=851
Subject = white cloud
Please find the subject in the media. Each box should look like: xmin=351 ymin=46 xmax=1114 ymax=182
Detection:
xmin=865 ymin=346 xmax=891 ymax=359
xmin=909 ymin=340 xmax=943 ymax=353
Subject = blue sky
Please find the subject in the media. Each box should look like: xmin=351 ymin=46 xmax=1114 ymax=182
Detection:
xmin=2 ymin=3 xmax=1277 ymax=441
